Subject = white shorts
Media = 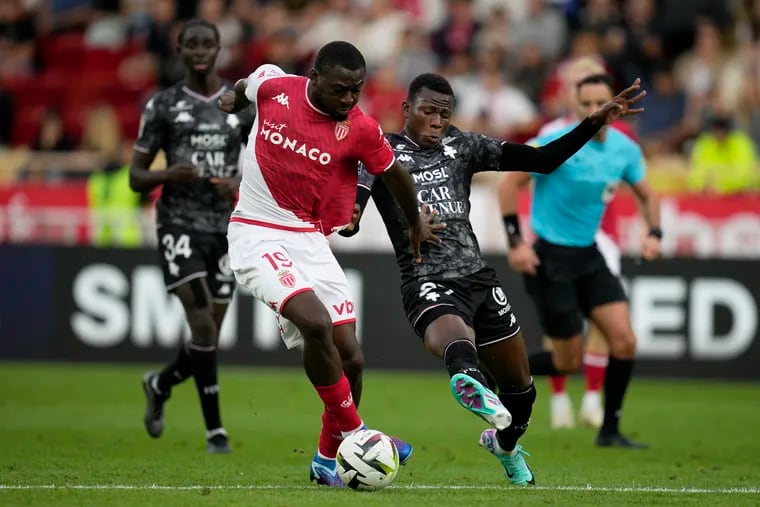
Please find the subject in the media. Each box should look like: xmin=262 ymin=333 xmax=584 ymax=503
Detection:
xmin=595 ymin=230 xmax=622 ymax=276
xmin=227 ymin=221 xmax=356 ymax=349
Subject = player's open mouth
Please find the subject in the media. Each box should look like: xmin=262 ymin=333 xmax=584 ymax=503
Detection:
xmin=193 ymin=63 xmax=210 ymax=71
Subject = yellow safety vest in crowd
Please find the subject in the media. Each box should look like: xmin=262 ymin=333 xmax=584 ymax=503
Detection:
xmin=87 ymin=164 xmax=142 ymax=247
xmin=687 ymin=131 xmax=759 ymax=194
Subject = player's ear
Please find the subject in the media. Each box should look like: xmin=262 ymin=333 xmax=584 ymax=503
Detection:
xmin=308 ymin=68 xmax=319 ymax=83
xmin=402 ymin=100 xmax=410 ymax=119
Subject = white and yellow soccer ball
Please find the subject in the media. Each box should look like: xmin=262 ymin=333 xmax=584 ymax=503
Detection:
xmin=336 ymin=429 xmax=399 ymax=490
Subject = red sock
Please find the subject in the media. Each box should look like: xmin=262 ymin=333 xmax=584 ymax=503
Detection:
xmin=314 ymin=374 xmax=362 ymax=432
xmin=318 ymin=410 xmax=342 ymax=458
xmin=583 ymin=352 xmax=608 ymax=392
xmin=549 ymin=375 xmax=567 ymax=395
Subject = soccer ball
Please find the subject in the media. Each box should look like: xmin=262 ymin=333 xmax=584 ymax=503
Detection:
xmin=336 ymin=429 xmax=399 ymax=490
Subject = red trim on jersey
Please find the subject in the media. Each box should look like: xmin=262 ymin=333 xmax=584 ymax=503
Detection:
xmin=333 ymin=318 xmax=357 ymax=327
xmin=279 ymin=287 xmax=313 ymax=313
xmin=229 ymin=216 xmax=319 ymax=232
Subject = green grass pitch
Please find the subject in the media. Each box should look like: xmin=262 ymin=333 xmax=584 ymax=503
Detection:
xmin=1 ymin=363 xmax=759 ymax=506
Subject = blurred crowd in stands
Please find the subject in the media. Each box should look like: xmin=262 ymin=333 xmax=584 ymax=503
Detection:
xmin=1 ymin=0 xmax=760 ymax=195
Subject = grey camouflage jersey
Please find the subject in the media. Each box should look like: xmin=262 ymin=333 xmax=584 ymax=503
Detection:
xmin=359 ymin=126 xmax=504 ymax=284
xmin=135 ymin=83 xmax=254 ymax=233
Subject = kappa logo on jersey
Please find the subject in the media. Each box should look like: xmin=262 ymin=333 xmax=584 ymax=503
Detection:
xmin=278 ymin=270 xmax=296 ymax=288
xmin=398 ymin=154 xmax=413 ymax=163
xmin=335 ymin=120 xmax=350 ymax=140
xmin=272 ymin=92 xmax=290 ymax=108
xmin=260 ymin=122 xmax=333 ymax=165
xmin=443 ymin=145 xmax=457 ymax=159
xmin=175 ymin=111 xmax=194 ymax=123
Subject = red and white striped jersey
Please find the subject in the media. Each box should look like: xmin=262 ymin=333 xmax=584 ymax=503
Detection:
xmin=231 ymin=64 xmax=395 ymax=235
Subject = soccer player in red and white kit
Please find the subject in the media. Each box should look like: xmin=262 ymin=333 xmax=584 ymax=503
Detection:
xmin=218 ymin=41 xmax=441 ymax=486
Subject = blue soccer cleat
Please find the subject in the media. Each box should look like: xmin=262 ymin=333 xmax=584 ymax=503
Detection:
xmin=356 ymin=424 xmax=413 ymax=466
xmin=479 ymin=429 xmax=535 ymax=485
xmin=309 ymin=453 xmax=345 ymax=487
xmin=390 ymin=436 xmax=413 ymax=466
xmin=450 ymin=372 xmax=512 ymax=430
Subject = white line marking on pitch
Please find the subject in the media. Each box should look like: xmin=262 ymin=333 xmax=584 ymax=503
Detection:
xmin=0 ymin=484 xmax=758 ymax=494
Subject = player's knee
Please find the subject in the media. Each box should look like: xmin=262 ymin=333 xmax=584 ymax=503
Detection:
xmin=553 ymin=351 xmax=582 ymax=374
xmin=608 ymin=329 xmax=637 ymax=359
xmin=298 ymin=313 xmax=334 ymax=344
xmin=187 ymin=311 xmax=218 ymax=347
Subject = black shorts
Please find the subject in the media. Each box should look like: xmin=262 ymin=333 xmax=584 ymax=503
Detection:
xmin=157 ymin=226 xmax=236 ymax=303
xmin=524 ymin=238 xmax=627 ymax=339
xmin=401 ymin=267 xmax=521 ymax=347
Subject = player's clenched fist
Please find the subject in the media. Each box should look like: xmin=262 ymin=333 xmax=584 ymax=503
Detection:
xmin=218 ymin=90 xmax=237 ymax=113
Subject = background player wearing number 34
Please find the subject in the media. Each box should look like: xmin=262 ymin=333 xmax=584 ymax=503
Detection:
xmin=217 ymin=41 xmax=440 ymax=486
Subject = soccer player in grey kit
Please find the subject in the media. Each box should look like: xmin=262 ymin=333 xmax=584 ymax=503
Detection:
xmin=130 ymin=19 xmax=254 ymax=453
xmin=345 ymin=73 xmax=645 ymax=484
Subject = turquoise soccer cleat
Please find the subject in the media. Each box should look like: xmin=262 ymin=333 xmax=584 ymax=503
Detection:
xmin=450 ymin=372 xmax=512 ymax=430
xmin=479 ymin=429 xmax=535 ymax=485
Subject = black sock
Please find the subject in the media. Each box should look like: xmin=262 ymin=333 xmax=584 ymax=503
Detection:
xmin=496 ymin=382 xmax=536 ymax=452
xmin=157 ymin=343 xmax=193 ymax=394
xmin=479 ymin=362 xmax=498 ymax=391
xmin=443 ymin=339 xmax=489 ymax=387
xmin=601 ymin=356 xmax=634 ymax=435
xmin=528 ymin=350 xmax=561 ymax=376
xmin=189 ymin=344 xmax=223 ymax=433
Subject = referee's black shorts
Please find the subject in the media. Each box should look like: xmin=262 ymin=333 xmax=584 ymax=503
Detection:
xmin=523 ymin=237 xmax=626 ymax=339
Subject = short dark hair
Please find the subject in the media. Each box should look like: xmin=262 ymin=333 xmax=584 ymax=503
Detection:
xmin=407 ymin=73 xmax=454 ymax=102
xmin=314 ymin=41 xmax=366 ymax=73
xmin=178 ymin=18 xmax=220 ymax=45
xmin=576 ymin=73 xmax=613 ymax=93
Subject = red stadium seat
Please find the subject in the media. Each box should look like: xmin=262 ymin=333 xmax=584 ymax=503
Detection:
xmin=113 ymin=102 xmax=141 ymax=139
xmin=11 ymin=104 xmax=47 ymax=147
xmin=61 ymin=101 xmax=95 ymax=145
xmin=2 ymin=71 xmax=68 ymax=109
xmin=39 ymin=32 xmax=86 ymax=72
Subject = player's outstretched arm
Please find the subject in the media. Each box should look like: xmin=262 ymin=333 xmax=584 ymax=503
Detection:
xmin=499 ymin=78 xmax=646 ymax=175
xmin=218 ymin=79 xmax=251 ymax=114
